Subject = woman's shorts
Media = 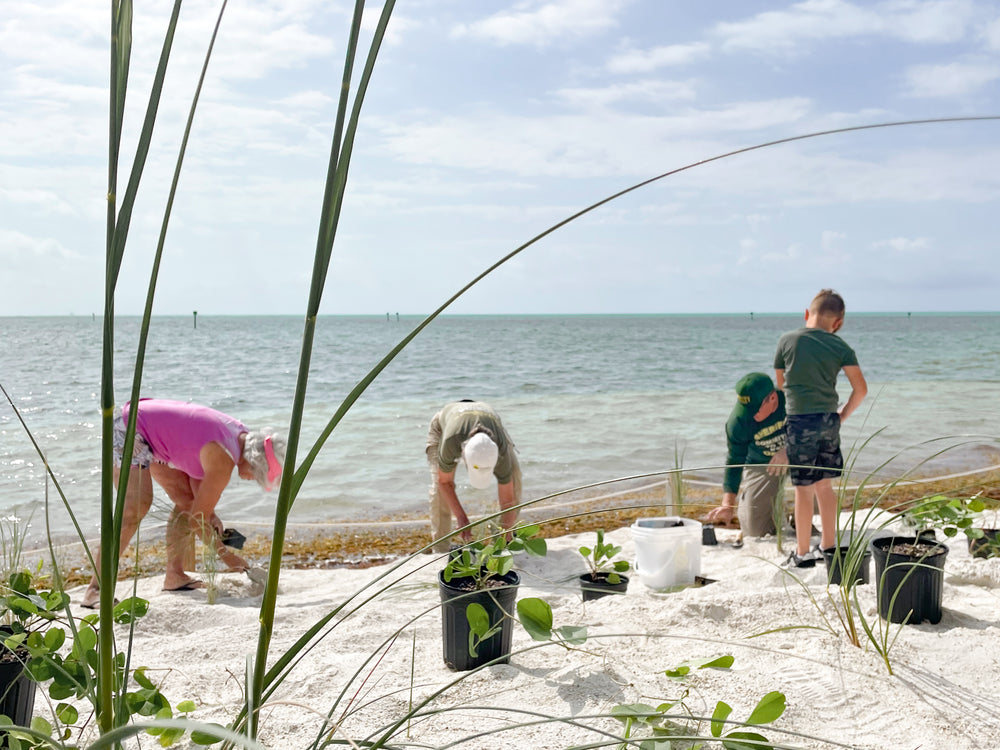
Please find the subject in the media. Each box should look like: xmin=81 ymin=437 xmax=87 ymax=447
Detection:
xmin=112 ymin=407 xmax=154 ymax=468
xmin=786 ymin=412 xmax=842 ymax=486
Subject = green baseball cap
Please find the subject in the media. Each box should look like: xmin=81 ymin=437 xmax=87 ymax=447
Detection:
xmin=734 ymin=372 xmax=775 ymax=417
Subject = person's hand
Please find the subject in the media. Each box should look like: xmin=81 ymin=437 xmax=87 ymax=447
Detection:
xmin=767 ymin=448 xmax=788 ymax=476
xmin=459 ymin=527 xmax=473 ymax=542
xmin=705 ymin=504 xmax=735 ymax=524
xmin=219 ymin=549 xmax=248 ymax=573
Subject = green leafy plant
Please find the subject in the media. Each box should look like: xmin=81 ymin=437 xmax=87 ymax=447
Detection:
xmin=441 ymin=523 xmax=547 ymax=590
xmin=515 ymin=598 xmax=588 ymax=649
xmin=901 ymin=493 xmax=995 ymax=545
xmin=612 ymin=655 xmax=786 ymax=750
xmin=578 ymin=528 xmax=630 ymax=584
xmin=0 ymin=569 xmax=202 ymax=747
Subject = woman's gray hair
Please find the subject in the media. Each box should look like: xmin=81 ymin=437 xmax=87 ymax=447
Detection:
xmin=243 ymin=429 xmax=287 ymax=491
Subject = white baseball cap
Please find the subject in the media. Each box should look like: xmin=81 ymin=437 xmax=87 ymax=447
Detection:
xmin=462 ymin=433 xmax=498 ymax=489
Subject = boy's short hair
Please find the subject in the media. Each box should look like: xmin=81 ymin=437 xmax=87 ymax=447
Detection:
xmin=810 ymin=288 xmax=845 ymax=318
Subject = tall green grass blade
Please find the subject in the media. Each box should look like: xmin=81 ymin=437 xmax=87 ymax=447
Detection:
xmin=249 ymin=0 xmax=396 ymax=737
xmin=100 ymin=0 xmax=187 ymax=737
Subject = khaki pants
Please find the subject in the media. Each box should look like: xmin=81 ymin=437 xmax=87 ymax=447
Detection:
xmin=426 ymin=412 xmax=522 ymax=553
xmin=737 ymin=465 xmax=786 ymax=538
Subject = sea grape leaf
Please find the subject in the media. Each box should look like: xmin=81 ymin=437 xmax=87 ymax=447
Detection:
xmin=556 ymin=624 xmax=588 ymax=645
xmin=517 ymin=597 xmax=553 ymax=641
xmin=711 ymin=701 xmax=733 ymax=737
xmin=524 ymin=537 xmax=547 ymax=556
xmin=746 ymin=691 xmax=786 ymax=725
xmin=465 ymin=603 xmax=491 ymax=638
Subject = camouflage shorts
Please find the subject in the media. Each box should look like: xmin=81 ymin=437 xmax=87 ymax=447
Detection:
xmin=112 ymin=407 xmax=154 ymax=468
xmin=786 ymin=412 xmax=842 ymax=486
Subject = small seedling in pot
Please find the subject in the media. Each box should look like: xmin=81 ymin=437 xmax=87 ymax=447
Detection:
xmin=442 ymin=523 xmax=547 ymax=591
xmin=579 ymin=529 xmax=630 ymax=584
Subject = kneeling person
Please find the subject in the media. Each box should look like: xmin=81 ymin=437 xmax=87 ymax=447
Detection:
xmin=706 ymin=373 xmax=787 ymax=537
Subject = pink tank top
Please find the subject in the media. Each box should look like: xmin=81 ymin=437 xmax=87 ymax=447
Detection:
xmin=124 ymin=399 xmax=247 ymax=479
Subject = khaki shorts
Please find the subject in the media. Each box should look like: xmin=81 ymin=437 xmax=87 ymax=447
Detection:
xmin=737 ymin=465 xmax=784 ymax=537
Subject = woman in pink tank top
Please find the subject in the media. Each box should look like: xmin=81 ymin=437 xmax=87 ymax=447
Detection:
xmin=82 ymin=399 xmax=286 ymax=607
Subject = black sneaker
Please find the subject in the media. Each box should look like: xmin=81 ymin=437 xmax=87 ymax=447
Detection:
xmin=784 ymin=549 xmax=820 ymax=568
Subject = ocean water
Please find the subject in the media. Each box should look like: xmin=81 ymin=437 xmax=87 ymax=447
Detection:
xmin=2 ymin=313 xmax=999 ymax=546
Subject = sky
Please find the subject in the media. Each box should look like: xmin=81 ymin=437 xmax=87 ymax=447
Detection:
xmin=2 ymin=0 xmax=1000 ymax=316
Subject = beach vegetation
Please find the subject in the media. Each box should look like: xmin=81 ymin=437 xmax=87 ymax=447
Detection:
xmin=0 ymin=563 xmax=192 ymax=748
xmin=612 ymin=655 xmax=787 ymax=750
xmin=899 ymin=493 xmax=1000 ymax=554
xmin=765 ymin=434 xmax=1000 ymax=676
xmin=440 ymin=523 xmax=547 ymax=590
xmin=668 ymin=442 xmax=687 ymax=516
xmin=578 ymin=528 xmax=630 ymax=584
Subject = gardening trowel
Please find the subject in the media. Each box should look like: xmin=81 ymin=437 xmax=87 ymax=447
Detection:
xmin=245 ymin=565 xmax=269 ymax=586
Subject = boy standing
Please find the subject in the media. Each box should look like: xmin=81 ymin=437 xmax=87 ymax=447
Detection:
xmin=774 ymin=289 xmax=867 ymax=568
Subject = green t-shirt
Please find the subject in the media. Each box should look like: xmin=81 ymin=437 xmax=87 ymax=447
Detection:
xmin=436 ymin=401 xmax=514 ymax=484
xmin=773 ymin=327 xmax=859 ymax=415
xmin=723 ymin=390 xmax=787 ymax=494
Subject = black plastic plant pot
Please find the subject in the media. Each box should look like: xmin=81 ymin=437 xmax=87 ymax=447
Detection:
xmin=579 ymin=572 xmax=630 ymax=602
xmin=821 ymin=546 xmax=871 ymax=586
xmin=0 ymin=639 xmax=36 ymax=732
xmin=870 ymin=536 xmax=949 ymax=625
xmin=702 ymin=524 xmax=718 ymax=546
xmin=968 ymin=529 xmax=1000 ymax=559
xmin=438 ymin=570 xmax=519 ymax=671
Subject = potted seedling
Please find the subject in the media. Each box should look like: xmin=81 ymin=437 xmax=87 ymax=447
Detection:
xmin=869 ymin=523 xmax=950 ymax=626
xmin=0 ymin=571 xmax=46 ymax=732
xmin=902 ymin=493 xmax=999 ymax=559
xmin=438 ymin=524 xmax=547 ymax=671
xmin=578 ymin=529 xmax=630 ymax=601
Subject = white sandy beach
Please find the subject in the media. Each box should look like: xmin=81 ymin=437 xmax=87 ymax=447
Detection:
xmin=62 ymin=519 xmax=1000 ymax=750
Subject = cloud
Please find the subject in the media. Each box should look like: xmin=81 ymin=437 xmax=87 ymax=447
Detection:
xmin=714 ymin=0 xmax=974 ymax=54
xmin=371 ymin=97 xmax=814 ymax=181
xmin=554 ymin=80 xmax=696 ymax=108
xmin=276 ymin=90 xmax=335 ymax=112
xmin=0 ymin=184 xmax=81 ymax=217
xmin=606 ymin=42 xmax=710 ymax=74
xmin=0 ymin=229 xmax=80 ymax=264
xmin=873 ymin=236 xmax=932 ymax=253
xmin=821 ymin=229 xmax=846 ymax=250
xmin=361 ymin=5 xmax=419 ymax=46
xmin=450 ymin=0 xmax=631 ymax=47
xmin=903 ymin=60 xmax=1000 ymax=97
xmin=984 ymin=17 xmax=1000 ymax=50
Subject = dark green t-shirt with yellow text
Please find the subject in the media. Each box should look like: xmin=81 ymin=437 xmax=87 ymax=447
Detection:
xmin=723 ymin=390 xmax=787 ymax=494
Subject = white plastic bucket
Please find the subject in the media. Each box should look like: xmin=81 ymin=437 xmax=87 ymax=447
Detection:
xmin=630 ymin=517 xmax=702 ymax=590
